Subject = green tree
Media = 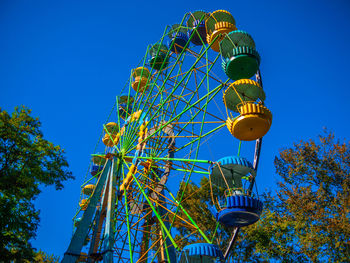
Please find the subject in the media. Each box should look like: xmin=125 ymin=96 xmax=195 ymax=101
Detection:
xmin=33 ymin=250 xmax=60 ymax=263
xmin=173 ymin=177 xmax=231 ymax=249
xmin=174 ymin=131 xmax=350 ymax=262
xmin=266 ymin=131 xmax=350 ymax=262
xmin=0 ymin=106 xmax=73 ymax=261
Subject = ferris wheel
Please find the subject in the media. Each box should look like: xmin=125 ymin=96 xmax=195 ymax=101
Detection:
xmin=62 ymin=9 xmax=272 ymax=263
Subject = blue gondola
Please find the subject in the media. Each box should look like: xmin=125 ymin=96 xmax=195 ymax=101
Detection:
xmin=118 ymin=94 xmax=133 ymax=119
xmin=168 ymin=24 xmax=189 ymax=54
xmin=214 ymin=195 xmax=263 ymax=227
xmin=186 ymin=11 xmax=208 ymax=45
xmin=178 ymin=243 xmax=224 ymax=263
xmin=90 ymin=164 xmax=103 ymax=176
xmin=210 ymin=156 xmax=263 ymax=227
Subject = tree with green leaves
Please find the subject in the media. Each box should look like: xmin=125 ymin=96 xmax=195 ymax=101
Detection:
xmin=174 ymin=131 xmax=350 ymax=262
xmin=173 ymin=177 xmax=230 ymax=249
xmin=33 ymin=250 xmax=60 ymax=263
xmin=0 ymin=106 xmax=73 ymax=261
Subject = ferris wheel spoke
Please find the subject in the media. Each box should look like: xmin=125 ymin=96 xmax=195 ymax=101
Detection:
xmin=167 ymin=98 xmax=225 ymax=144
xmin=126 ymin=81 xmax=226 ymax=155
xmin=170 ymin=97 xmax=214 ymax=233
xmin=140 ymin=39 xmax=217 ymax=125
xmin=130 ymin=171 xmax=179 ymax=250
xmin=134 ymin=49 xmax=188 ymax=119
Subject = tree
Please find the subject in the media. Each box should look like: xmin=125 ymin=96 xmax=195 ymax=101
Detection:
xmin=266 ymin=131 xmax=350 ymax=262
xmin=0 ymin=106 xmax=73 ymax=261
xmin=173 ymin=177 xmax=231 ymax=249
xmin=174 ymin=131 xmax=350 ymax=262
xmin=33 ymin=250 xmax=60 ymax=263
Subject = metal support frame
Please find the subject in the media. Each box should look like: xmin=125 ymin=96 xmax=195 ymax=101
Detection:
xmin=103 ymin=158 xmax=120 ymax=262
xmin=62 ymin=161 xmax=112 ymax=263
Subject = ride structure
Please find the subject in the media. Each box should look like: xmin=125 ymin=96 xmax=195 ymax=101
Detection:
xmin=62 ymin=9 xmax=272 ymax=263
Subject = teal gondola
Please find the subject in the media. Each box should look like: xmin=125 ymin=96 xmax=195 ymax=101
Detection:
xmin=220 ymin=30 xmax=260 ymax=80
xmin=149 ymin=43 xmax=169 ymax=70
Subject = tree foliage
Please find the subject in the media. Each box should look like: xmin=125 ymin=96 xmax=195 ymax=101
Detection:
xmin=173 ymin=177 xmax=230 ymax=249
xmin=267 ymin=131 xmax=350 ymax=262
xmin=33 ymin=250 xmax=60 ymax=263
xmin=0 ymin=106 xmax=73 ymax=261
xmin=174 ymin=131 xmax=350 ymax=262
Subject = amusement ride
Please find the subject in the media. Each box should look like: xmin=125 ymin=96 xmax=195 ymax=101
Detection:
xmin=62 ymin=9 xmax=272 ymax=263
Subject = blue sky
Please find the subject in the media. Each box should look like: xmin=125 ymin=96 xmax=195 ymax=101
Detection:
xmin=1 ymin=0 xmax=350 ymax=258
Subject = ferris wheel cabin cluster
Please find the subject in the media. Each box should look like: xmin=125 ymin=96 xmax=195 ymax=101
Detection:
xmin=62 ymin=9 xmax=272 ymax=263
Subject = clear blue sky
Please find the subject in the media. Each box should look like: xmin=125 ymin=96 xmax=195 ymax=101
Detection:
xmin=1 ymin=0 xmax=350 ymax=258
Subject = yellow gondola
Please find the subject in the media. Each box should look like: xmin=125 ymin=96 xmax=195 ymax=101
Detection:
xmin=226 ymin=102 xmax=272 ymax=141
xmin=102 ymin=122 xmax=119 ymax=147
xmin=79 ymin=199 xmax=89 ymax=211
xmin=132 ymin=67 xmax=150 ymax=92
xmin=223 ymin=79 xmax=265 ymax=112
xmin=102 ymin=134 xmax=116 ymax=147
xmin=92 ymin=155 xmax=106 ymax=166
xmin=82 ymin=184 xmax=95 ymax=196
xmin=205 ymin=10 xmax=236 ymax=52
